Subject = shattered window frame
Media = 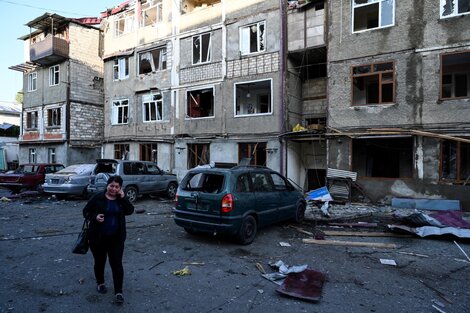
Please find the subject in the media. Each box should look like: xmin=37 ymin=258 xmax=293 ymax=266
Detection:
xmin=48 ymin=65 xmax=60 ymax=86
xmin=239 ymin=21 xmax=266 ymax=55
xmin=186 ymin=87 xmax=215 ymax=119
xmin=26 ymin=111 xmax=38 ymax=130
xmin=234 ymin=79 xmax=273 ymax=116
xmin=28 ymin=72 xmax=37 ymax=92
xmin=440 ymin=51 xmax=470 ymax=100
xmin=112 ymin=99 xmax=130 ymax=125
xmin=113 ymin=57 xmax=130 ymax=80
xmin=440 ymin=140 xmax=470 ymax=183
xmin=238 ymin=142 xmax=267 ymax=166
xmin=141 ymin=0 xmax=163 ymax=27
xmin=440 ymin=0 xmax=470 ymax=18
xmin=140 ymin=143 xmax=158 ymax=162
xmin=47 ymin=107 xmax=61 ymax=127
xmin=114 ymin=10 xmax=135 ymax=37
xmin=192 ymin=33 xmax=212 ymax=65
xmin=352 ymin=0 xmax=395 ymax=33
xmin=114 ymin=144 xmax=130 ymax=160
xmin=142 ymin=93 xmax=163 ymax=122
xmin=138 ymin=47 xmax=167 ymax=74
xmin=187 ymin=143 xmax=210 ymax=169
xmin=351 ymin=61 xmax=395 ymax=106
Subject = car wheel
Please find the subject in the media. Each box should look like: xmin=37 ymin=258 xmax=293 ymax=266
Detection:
xmin=236 ymin=215 xmax=257 ymax=245
xmin=125 ymin=186 xmax=138 ymax=203
xmin=184 ymin=227 xmax=197 ymax=235
xmin=294 ymin=202 xmax=306 ymax=223
xmin=166 ymin=182 xmax=177 ymax=199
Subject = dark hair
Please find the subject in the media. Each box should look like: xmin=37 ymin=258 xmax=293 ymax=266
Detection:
xmin=107 ymin=175 xmax=123 ymax=187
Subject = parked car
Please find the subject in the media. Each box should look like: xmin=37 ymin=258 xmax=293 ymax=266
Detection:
xmin=86 ymin=159 xmax=178 ymax=202
xmin=0 ymin=163 xmax=65 ymax=193
xmin=173 ymin=165 xmax=306 ymax=244
xmin=42 ymin=164 xmax=96 ymax=199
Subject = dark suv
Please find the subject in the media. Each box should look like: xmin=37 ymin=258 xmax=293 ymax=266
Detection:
xmin=174 ymin=166 xmax=306 ymax=244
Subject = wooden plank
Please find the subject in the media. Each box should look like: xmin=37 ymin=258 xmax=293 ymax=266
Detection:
xmin=302 ymin=238 xmax=398 ymax=249
xmin=323 ymin=230 xmax=412 ymax=238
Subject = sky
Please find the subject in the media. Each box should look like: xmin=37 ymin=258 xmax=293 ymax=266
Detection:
xmin=0 ymin=0 xmax=120 ymax=107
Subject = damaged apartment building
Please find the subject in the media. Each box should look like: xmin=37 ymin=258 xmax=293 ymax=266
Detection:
xmin=9 ymin=13 xmax=104 ymax=165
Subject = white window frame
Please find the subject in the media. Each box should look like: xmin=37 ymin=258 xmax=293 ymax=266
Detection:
xmin=112 ymin=99 xmax=130 ymax=125
xmin=142 ymin=93 xmax=164 ymax=122
xmin=113 ymin=57 xmax=129 ymax=80
xmin=48 ymin=148 xmax=56 ymax=163
xmin=141 ymin=0 xmax=163 ymax=27
xmin=352 ymin=0 xmax=395 ymax=33
xmin=440 ymin=0 xmax=470 ymax=18
xmin=192 ymin=33 xmax=212 ymax=65
xmin=26 ymin=111 xmax=38 ymax=129
xmin=138 ymin=47 xmax=167 ymax=74
xmin=186 ymin=86 xmax=215 ymax=119
xmin=47 ymin=107 xmax=61 ymax=127
xmin=49 ymin=65 xmax=60 ymax=86
xmin=114 ymin=10 xmax=135 ymax=37
xmin=28 ymin=72 xmax=37 ymax=92
xmin=29 ymin=148 xmax=36 ymax=163
xmin=239 ymin=21 xmax=266 ymax=55
xmin=234 ymin=78 xmax=273 ymax=117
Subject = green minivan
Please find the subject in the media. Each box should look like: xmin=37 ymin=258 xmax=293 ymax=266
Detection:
xmin=174 ymin=165 xmax=306 ymax=244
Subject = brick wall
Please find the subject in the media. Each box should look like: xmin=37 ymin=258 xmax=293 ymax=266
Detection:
xmin=226 ymin=52 xmax=279 ymax=78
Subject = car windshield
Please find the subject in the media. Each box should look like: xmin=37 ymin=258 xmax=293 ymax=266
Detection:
xmin=16 ymin=165 xmax=38 ymax=174
xmin=183 ymin=172 xmax=225 ymax=193
xmin=56 ymin=164 xmax=94 ymax=175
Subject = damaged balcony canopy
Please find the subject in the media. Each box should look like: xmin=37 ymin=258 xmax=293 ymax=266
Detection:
xmin=181 ymin=0 xmax=221 ymax=14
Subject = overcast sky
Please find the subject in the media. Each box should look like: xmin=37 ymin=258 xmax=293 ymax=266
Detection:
xmin=0 ymin=0 xmax=120 ymax=107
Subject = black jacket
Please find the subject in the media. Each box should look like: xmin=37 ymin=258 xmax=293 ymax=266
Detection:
xmin=83 ymin=192 xmax=134 ymax=242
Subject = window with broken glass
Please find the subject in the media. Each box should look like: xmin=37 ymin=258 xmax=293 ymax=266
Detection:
xmin=352 ymin=0 xmax=394 ymax=33
xmin=26 ymin=111 xmax=38 ymax=130
xmin=48 ymin=148 xmax=56 ymax=163
xmin=29 ymin=148 xmax=36 ymax=163
xmin=352 ymin=62 xmax=395 ymax=105
xmin=186 ymin=87 xmax=214 ymax=118
xmin=47 ymin=108 xmax=61 ymax=127
xmin=187 ymin=143 xmax=210 ymax=169
xmin=141 ymin=0 xmax=163 ymax=26
xmin=49 ymin=65 xmax=60 ymax=86
xmin=28 ymin=72 xmax=37 ymax=92
xmin=440 ymin=140 xmax=470 ymax=183
xmin=112 ymin=99 xmax=129 ymax=125
xmin=238 ymin=142 xmax=267 ymax=166
xmin=113 ymin=57 xmax=129 ymax=80
xmin=114 ymin=144 xmax=130 ymax=160
xmin=142 ymin=93 xmax=163 ymax=122
xmin=440 ymin=0 xmax=470 ymax=18
xmin=140 ymin=143 xmax=157 ymax=162
xmin=193 ymin=33 xmax=211 ymax=64
xmin=114 ymin=10 xmax=135 ymax=36
xmin=138 ymin=47 xmax=166 ymax=74
xmin=239 ymin=21 xmax=265 ymax=55
xmin=235 ymin=79 xmax=272 ymax=116
xmin=441 ymin=51 xmax=470 ymax=100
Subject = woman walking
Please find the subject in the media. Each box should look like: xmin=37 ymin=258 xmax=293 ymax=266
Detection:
xmin=83 ymin=175 xmax=134 ymax=304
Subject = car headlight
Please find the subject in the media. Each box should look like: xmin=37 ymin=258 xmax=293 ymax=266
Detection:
xmin=64 ymin=177 xmax=72 ymax=184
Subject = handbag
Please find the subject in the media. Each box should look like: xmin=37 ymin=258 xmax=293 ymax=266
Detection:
xmin=72 ymin=219 xmax=89 ymax=254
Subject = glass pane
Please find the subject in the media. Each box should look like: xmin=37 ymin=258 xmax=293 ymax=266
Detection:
xmin=442 ymin=141 xmax=457 ymax=179
xmin=354 ymin=3 xmax=379 ymax=31
xmin=374 ymin=62 xmax=393 ymax=72
xmin=380 ymin=0 xmax=394 ymax=27
xmin=353 ymin=65 xmax=371 ymax=75
xmin=458 ymin=0 xmax=470 ymax=14
xmin=193 ymin=36 xmax=200 ymax=63
xmin=460 ymin=142 xmax=470 ymax=181
xmin=455 ymin=74 xmax=468 ymax=97
xmin=382 ymin=72 xmax=393 ymax=82
xmin=442 ymin=0 xmax=455 ymax=16
xmin=202 ymin=34 xmax=210 ymax=62
xmin=381 ymin=83 xmax=393 ymax=102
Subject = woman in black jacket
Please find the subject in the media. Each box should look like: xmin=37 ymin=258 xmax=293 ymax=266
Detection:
xmin=83 ymin=175 xmax=134 ymax=305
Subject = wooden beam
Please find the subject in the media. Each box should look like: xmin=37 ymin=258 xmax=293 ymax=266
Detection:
xmin=322 ymin=230 xmax=412 ymax=238
xmin=302 ymin=238 xmax=398 ymax=249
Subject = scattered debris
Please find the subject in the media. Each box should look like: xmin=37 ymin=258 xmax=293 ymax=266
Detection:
xmin=172 ymin=266 xmax=191 ymax=276
xmin=148 ymin=261 xmax=164 ymax=270
xmin=322 ymin=230 xmax=411 ymax=237
xmin=183 ymin=262 xmax=205 ymax=266
xmin=389 ymin=225 xmax=470 ymax=239
xmin=0 ymin=196 xmax=11 ymax=202
xmin=271 ymin=260 xmax=308 ymax=275
xmin=255 ymin=262 xmax=266 ymax=274
xmin=320 ymin=201 xmax=330 ymax=217
xmin=453 ymin=240 xmax=470 ymax=262
xmin=279 ymin=242 xmax=291 ymax=247
xmin=392 ymin=198 xmax=460 ymax=211
xmin=328 ymin=222 xmax=378 ymax=228
xmin=302 ymin=238 xmax=397 ymax=249
xmin=257 ymin=289 xmax=264 ymax=294
xmin=135 ymin=208 xmax=146 ymax=214
xmin=379 ymin=259 xmax=397 ymax=266
xmin=289 ymin=225 xmax=314 ymax=236
xmin=432 ymin=304 xmax=447 ymax=313
xmin=276 ymin=268 xmax=326 ymax=302
xmin=261 ymin=272 xmax=286 ymax=285
xmin=398 ymin=251 xmax=429 ymax=258
xmin=420 ymin=280 xmax=453 ymax=304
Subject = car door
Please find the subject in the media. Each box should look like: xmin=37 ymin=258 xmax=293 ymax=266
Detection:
xmin=270 ymin=172 xmax=299 ymax=221
xmin=251 ymin=171 xmax=281 ymax=226
xmin=146 ymin=163 xmax=166 ymax=192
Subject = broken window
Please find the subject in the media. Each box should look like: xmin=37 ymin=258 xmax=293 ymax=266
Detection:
xmin=238 ymin=142 xmax=267 ymax=166
xmin=48 ymin=148 xmax=56 ymax=163
xmin=114 ymin=10 xmax=135 ymax=36
xmin=140 ymin=143 xmax=157 ymax=162
xmin=240 ymin=21 xmax=265 ymax=55
xmin=141 ymin=0 xmax=163 ymax=26
xmin=440 ymin=0 xmax=470 ymax=18
xmin=193 ymin=33 xmax=211 ymax=64
xmin=26 ymin=111 xmax=38 ymax=129
xmin=352 ymin=62 xmax=394 ymax=105
xmin=142 ymin=93 xmax=163 ymax=122
xmin=114 ymin=144 xmax=130 ymax=160
xmin=49 ymin=65 xmax=59 ymax=86
xmin=29 ymin=148 xmax=36 ymax=163
xmin=441 ymin=140 xmax=470 ymax=183
xmin=441 ymin=51 xmax=470 ymax=100
xmin=352 ymin=137 xmax=413 ymax=178
xmin=186 ymin=87 xmax=214 ymax=118
xmin=113 ymin=57 xmax=129 ymax=80
xmin=47 ymin=108 xmax=61 ymax=127
xmin=235 ymin=80 xmax=272 ymax=116
xmin=352 ymin=0 xmax=394 ymax=32
xmin=187 ymin=143 xmax=210 ymax=169
xmin=138 ymin=47 xmax=166 ymax=74
xmin=28 ymin=72 xmax=37 ymax=92
xmin=112 ymin=99 xmax=129 ymax=125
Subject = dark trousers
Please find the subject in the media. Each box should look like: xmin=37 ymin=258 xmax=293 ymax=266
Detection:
xmin=89 ymin=235 xmax=125 ymax=294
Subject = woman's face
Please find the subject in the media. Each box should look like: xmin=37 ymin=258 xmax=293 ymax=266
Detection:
xmin=106 ymin=181 xmax=121 ymax=196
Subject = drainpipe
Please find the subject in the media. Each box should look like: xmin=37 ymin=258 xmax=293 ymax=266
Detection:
xmin=279 ymin=0 xmax=287 ymax=175
xmin=66 ymin=59 xmax=71 ymax=165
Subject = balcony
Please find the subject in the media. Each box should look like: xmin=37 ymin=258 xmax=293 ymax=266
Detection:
xmin=30 ymin=36 xmax=69 ymax=66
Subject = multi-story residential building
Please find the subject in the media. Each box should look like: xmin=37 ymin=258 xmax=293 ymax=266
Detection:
xmin=9 ymin=13 xmax=104 ymax=165
xmin=327 ymin=0 xmax=470 ymax=208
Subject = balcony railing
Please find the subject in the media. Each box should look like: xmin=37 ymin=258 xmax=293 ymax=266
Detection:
xmin=30 ymin=36 xmax=69 ymax=66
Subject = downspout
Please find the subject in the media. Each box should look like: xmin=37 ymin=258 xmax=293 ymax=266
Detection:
xmin=66 ymin=59 xmax=71 ymax=166
xmin=279 ymin=0 xmax=287 ymax=175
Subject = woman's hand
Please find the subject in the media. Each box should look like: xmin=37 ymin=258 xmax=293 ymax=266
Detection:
xmin=96 ymin=214 xmax=104 ymax=223
xmin=118 ymin=189 xmax=125 ymax=198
